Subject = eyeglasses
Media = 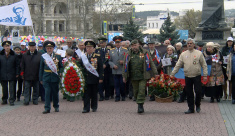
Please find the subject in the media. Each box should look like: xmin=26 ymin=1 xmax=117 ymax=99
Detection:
xmin=187 ymin=43 xmax=193 ymax=45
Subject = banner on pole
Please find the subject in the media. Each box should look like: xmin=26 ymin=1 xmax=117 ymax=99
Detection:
xmin=132 ymin=6 xmax=135 ymax=19
xmin=0 ymin=0 xmax=33 ymax=26
xmin=103 ymin=21 xmax=107 ymax=36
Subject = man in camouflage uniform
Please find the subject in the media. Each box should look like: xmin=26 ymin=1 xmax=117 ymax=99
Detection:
xmin=123 ymin=39 xmax=158 ymax=113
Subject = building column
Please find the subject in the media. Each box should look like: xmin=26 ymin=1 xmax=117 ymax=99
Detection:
xmin=51 ymin=20 xmax=54 ymax=35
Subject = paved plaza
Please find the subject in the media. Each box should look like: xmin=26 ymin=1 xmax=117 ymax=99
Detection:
xmin=0 ymin=87 xmax=234 ymax=136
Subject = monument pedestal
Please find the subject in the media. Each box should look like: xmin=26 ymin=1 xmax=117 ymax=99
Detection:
xmin=195 ymin=26 xmax=231 ymax=46
xmin=194 ymin=0 xmax=231 ymax=46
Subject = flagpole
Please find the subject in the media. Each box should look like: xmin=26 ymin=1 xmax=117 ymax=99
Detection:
xmin=31 ymin=25 xmax=36 ymax=42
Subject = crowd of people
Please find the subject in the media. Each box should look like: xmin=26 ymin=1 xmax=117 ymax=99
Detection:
xmin=0 ymin=35 xmax=234 ymax=114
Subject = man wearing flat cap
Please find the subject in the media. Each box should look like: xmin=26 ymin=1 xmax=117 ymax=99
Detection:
xmin=0 ymin=41 xmax=19 ymax=106
xmin=13 ymin=4 xmax=26 ymax=25
xmin=109 ymin=36 xmax=128 ymax=102
xmin=21 ymin=42 xmax=42 ymax=105
xmin=39 ymin=41 xmax=63 ymax=114
xmin=196 ymin=41 xmax=205 ymax=52
xmin=95 ymin=37 xmax=112 ymax=101
xmin=123 ymin=39 xmax=158 ymax=113
xmin=82 ymin=41 xmax=104 ymax=113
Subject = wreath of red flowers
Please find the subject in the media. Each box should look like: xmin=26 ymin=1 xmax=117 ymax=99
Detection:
xmin=64 ymin=66 xmax=81 ymax=94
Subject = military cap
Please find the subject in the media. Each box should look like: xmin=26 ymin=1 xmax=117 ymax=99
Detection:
xmin=13 ymin=46 xmax=22 ymax=50
xmin=113 ymin=36 xmax=123 ymax=43
xmin=98 ymin=37 xmax=108 ymax=43
xmin=28 ymin=42 xmax=36 ymax=46
xmin=197 ymin=41 xmax=205 ymax=47
xmin=2 ymin=41 xmax=12 ymax=47
xmin=84 ymin=41 xmax=96 ymax=48
xmin=131 ymin=39 xmax=139 ymax=45
xmin=147 ymin=41 xmax=155 ymax=45
xmin=43 ymin=41 xmax=55 ymax=48
xmin=13 ymin=4 xmax=25 ymax=14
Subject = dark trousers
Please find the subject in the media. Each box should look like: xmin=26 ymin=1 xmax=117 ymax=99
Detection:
xmin=16 ymin=78 xmax=23 ymax=99
xmin=185 ymin=75 xmax=202 ymax=111
xmin=43 ymin=82 xmax=59 ymax=111
xmin=114 ymin=74 xmax=125 ymax=100
xmin=39 ymin=82 xmax=45 ymax=101
xmin=83 ymin=84 xmax=98 ymax=111
xmin=98 ymin=74 xmax=110 ymax=99
xmin=231 ymin=76 xmax=235 ymax=99
xmin=1 ymin=80 xmax=16 ymax=103
xmin=24 ymin=80 xmax=39 ymax=103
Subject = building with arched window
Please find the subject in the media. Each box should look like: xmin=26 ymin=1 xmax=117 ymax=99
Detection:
xmin=0 ymin=0 xmax=94 ymax=38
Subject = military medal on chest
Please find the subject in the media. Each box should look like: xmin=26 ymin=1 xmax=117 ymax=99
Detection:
xmin=91 ymin=58 xmax=97 ymax=69
xmin=139 ymin=53 xmax=144 ymax=59
xmin=193 ymin=55 xmax=196 ymax=65
xmin=53 ymin=57 xmax=59 ymax=67
xmin=105 ymin=50 xmax=110 ymax=60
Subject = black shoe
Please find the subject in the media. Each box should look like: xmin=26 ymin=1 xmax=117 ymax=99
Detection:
xmin=42 ymin=110 xmax=50 ymax=114
xmin=149 ymin=96 xmax=155 ymax=101
xmin=210 ymin=97 xmax=214 ymax=103
xmin=55 ymin=108 xmax=59 ymax=112
xmin=115 ymin=99 xmax=120 ymax=102
xmin=1 ymin=101 xmax=7 ymax=105
xmin=24 ymin=102 xmax=29 ymax=105
xmin=129 ymin=96 xmax=132 ymax=99
xmin=92 ymin=109 xmax=97 ymax=112
xmin=82 ymin=110 xmax=90 ymax=113
xmin=99 ymin=98 xmax=104 ymax=101
xmin=178 ymin=99 xmax=184 ymax=103
xmin=232 ymin=99 xmax=235 ymax=104
xmin=122 ymin=97 xmax=125 ymax=101
xmin=133 ymin=99 xmax=136 ymax=101
xmin=138 ymin=104 xmax=144 ymax=113
xmin=184 ymin=109 xmax=194 ymax=114
xmin=63 ymin=96 xmax=66 ymax=99
xmin=196 ymin=107 xmax=201 ymax=113
xmin=33 ymin=102 xmax=38 ymax=105
xmin=10 ymin=103 xmax=14 ymax=106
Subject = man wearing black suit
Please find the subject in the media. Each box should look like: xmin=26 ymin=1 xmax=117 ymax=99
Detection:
xmin=82 ymin=41 xmax=104 ymax=113
xmin=95 ymin=37 xmax=111 ymax=101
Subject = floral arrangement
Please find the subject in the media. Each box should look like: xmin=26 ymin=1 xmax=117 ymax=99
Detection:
xmin=147 ymin=73 xmax=183 ymax=99
xmin=61 ymin=62 xmax=85 ymax=97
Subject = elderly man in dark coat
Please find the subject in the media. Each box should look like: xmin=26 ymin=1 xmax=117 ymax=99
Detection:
xmin=21 ymin=42 xmax=42 ymax=105
xmin=0 ymin=41 xmax=19 ymax=106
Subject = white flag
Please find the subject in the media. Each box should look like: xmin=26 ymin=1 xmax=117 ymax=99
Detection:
xmin=0 ymin=0 xmax=32 ymax=26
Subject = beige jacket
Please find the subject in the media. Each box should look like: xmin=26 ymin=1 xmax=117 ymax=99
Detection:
xmin=227 ymin=52 xmax=233 ymax=81
xmin=171 ymin=49 xmax=208 ymax=77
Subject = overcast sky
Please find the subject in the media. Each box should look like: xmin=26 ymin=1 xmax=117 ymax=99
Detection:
xmin=133 ymin=0 xmax=235 ymax=12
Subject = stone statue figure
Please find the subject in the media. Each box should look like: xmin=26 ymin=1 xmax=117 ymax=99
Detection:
xmin=199 ymin=0 xmax=227 ymax=29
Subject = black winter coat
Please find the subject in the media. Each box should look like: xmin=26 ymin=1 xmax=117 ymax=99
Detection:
xmin=21 ymin=50 xmax=42 ymax=80
xmin=0 ymin=49 xmax=19 ymax=81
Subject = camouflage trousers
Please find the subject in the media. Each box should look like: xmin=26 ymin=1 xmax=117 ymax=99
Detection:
xmin=131 ymin=80 xmax=147 ymax=104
